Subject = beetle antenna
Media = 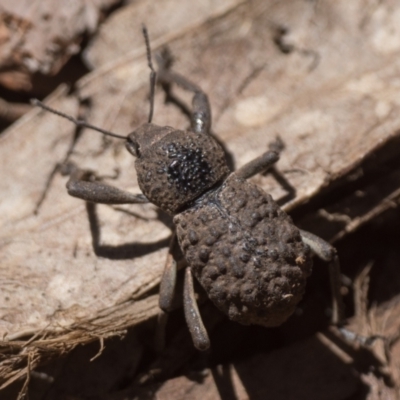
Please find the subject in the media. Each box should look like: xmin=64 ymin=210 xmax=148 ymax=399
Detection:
xmin=31 ymin=99 xmax=127 ymax=140
xmin=142 ymin=25 xmax=156 ymax=123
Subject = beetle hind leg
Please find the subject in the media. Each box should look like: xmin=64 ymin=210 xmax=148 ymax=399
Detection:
xmin=155 ymin=232 xmax=210 ymax=351
xmin=299 ymin=229 xmax=344 ymax=325
xmin=183 ymin=267 xmax=211 ymax=351
xmin=154 ymin=234 xmax=180 ymax=352
xmin=156 ymin=263 xmax=210 ymax=352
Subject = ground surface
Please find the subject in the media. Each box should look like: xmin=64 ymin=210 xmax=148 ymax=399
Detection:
xmin=1 ymin=0 xmax=400 ymax=399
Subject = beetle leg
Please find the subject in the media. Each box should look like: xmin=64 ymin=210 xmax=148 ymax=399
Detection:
xmin=183 ymin=267 xmax=210 ymax=351
xmin=159 ymin=233 xmax=179 ymax=312
xmin=156 ymin=233 xmax=187 ymax=351
xmin=154 ymin=247 xmax=177 ymax=352
xmin=63 ymin=163 xmax=149 ymax=205
xmin=156 ymin=51 xmax=211 ymax=135
xmin=190 ymin=90 xmax=211 ymax=135
xmin=234 ymin=150 xmax=280 ymax=180
xmin=154 ymin=310 xmax=169 ymax=353
xmin=299 ymin=229 xmax=344 ymax=325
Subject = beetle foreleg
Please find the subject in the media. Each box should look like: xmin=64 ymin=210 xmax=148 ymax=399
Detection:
xmin=156 ymin=50 xmax=211 ymax=135
xmin=64 ymin=163 xmax=149 ymax=205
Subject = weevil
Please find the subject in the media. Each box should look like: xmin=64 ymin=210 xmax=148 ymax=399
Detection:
xmin=33 ymin=26 xmax=344 ymax=351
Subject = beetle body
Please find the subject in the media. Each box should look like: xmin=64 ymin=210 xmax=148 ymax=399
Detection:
xmin=175 ymin=174 xmax=312 ymax=327
xmin=130 ymin=124 xmax=312 ymax=327
xmin=34 ymin=29 xmax=342 ymax=350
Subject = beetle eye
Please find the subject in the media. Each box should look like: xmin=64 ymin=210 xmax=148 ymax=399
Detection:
xmin=126 ymin=138 xmax=140 ymax=157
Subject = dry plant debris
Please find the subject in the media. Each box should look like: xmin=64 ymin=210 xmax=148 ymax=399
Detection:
xmin=0 ymin=0 xmax=119 ymax=91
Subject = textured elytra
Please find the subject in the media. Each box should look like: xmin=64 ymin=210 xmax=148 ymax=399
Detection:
xmin=174 ymin=174 xmax=312 ymax=327
xmin=135 ymin=128 xmax=230 ymax=214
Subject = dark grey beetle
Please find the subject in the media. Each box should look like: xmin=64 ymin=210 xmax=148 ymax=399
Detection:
xmin=34 ymin=27 xmax=343 ymax=351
